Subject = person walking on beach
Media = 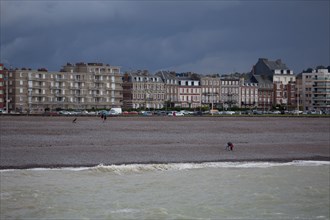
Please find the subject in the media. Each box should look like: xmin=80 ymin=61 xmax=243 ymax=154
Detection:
xmin=226 ymin=142 xmax=234 ymax=151
xmin=229 ymin=142 xmax=234 ymax=151
xmin=103 ymin=114 xmax=107 ymax=122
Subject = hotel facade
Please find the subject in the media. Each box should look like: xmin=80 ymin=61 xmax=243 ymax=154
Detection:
xmin=1 ymin=59 xmax=329 ymax=113
xmin=122 ymin=70 xmax=166 ymax=110
xmin=3 ymin=63 xmax=123 ymax=113
xmin=297 ymin=69 xmax=330 ymax=112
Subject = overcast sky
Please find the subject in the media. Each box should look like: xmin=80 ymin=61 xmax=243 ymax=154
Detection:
xmin=1 ymin=0 xmax=329 ymax=74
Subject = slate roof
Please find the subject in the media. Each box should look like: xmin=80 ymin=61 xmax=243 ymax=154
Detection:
xmin=260 ymin=58 xmax=289 ymax=70
xmin=155 ymin=71 xmax=177 ymax=81
xmin=251 ymin=74 xmax=273 ymax=85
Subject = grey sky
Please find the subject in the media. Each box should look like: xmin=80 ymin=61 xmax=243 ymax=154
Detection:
xmin=1 ymin=0 xmax=329 ymax=74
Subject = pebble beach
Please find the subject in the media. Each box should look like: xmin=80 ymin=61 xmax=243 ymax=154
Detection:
xmin=1 ymin=116 xmax=329 ymax=169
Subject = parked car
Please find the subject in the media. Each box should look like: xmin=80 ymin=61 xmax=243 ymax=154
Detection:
xmin=175 ymin=112 xmax=184 ymax=116
xmin=307 ymin=110 xmax=322 ymax=115
xmin=0 ymin=109 xmax=7 ymax=114
xmin=323 ymin=110 xmax=330 ymax=115
xmin=210 ymin=109 xmax=219 ymax=115
xmin=179 ymin=110 xmax=193 ymax=115
xmin=123 ymin=111 xmax=139 ymax=115
xmin=291 ymin=110 xmax=303 ymax=114
xmin=43 ymin=111 xmax=59 ymax=116
xmin=168 ymin=111 xmax=184 ymax=116
xmin=59 ymin=111 xmax=73 ymax=115
xmin=109 ymin=108 xmax=122 ymax=115
xmin=241 ymin=110 xmax=253 ymax=115
xmin=223 ymin=111 xmax=236 ymax=115
xmin=155 ymin=111 xmax=168 ymax=116
xmin=193 ymin=111 xmax=203 ymax=116
xmin=253 ymin=110 xmax=263 ymax=115
xmin=98 ymin=110 xmax=109 ymax=116
xmin=271 ymin=110 xmax=281 ymax=114
xmin=87 ymin=111 xmax=97 ymax=115
xmin=141 ymin=111 xmax=153 ymax=116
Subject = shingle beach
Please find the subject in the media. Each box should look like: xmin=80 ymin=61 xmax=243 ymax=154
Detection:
xmin=1 ymin=116 xmax=329 ymax=169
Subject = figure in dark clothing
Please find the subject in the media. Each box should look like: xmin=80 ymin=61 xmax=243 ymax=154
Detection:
xmin=226 ymin=142 xmax=234 ymax=151
xmin=103 ymin=114 xmax=107 ymax=122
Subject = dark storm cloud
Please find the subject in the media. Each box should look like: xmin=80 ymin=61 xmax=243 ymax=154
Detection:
xmin=1 ymin=0 xmax=329 ymax=74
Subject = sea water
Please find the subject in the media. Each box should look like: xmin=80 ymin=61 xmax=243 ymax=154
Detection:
xmin=1 ymin=161 xmax=329 ymax=220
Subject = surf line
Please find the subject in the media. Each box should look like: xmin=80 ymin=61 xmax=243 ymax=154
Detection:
xmin=1 ymin=160 xmax=329 ymax=172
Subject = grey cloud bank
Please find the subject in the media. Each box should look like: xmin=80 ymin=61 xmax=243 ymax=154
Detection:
xmin=1 ymin=0 xmax=329 ymax=74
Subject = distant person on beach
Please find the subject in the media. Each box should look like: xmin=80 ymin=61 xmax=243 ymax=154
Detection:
xmin=103 ymin=114 xmax=107 ymax=122
xmin=226 ymin=142 xmax=234 ymax=151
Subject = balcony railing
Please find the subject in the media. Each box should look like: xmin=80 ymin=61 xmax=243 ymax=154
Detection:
xmin=54 ymin=93 xmax=64 ymax=97
xmin=50 ymin=85 xmax=64 ymax=89
xmin=74 ymin=93 xmax=84 ymax=97
xmin=30 ymin=92 xmax=47 ymax=97
xmin=29 ymin=84 xmax=45 ymax=89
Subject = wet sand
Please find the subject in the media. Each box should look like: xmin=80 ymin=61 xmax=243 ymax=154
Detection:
xmin=0 ymin=116 xmax=329 ymax=169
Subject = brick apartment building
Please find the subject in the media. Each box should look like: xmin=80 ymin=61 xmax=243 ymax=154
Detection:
xmin=251 ymin=58 xmax=296 ymax=110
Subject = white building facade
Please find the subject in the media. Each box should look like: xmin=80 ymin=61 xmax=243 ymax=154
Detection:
xmin=177 ymin=77 xmax=201 ymax=108
xmin=300 ymin=69 xmax=330 ymax=111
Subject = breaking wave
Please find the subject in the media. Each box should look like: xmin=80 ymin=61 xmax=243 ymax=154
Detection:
xmin=1 ymin=160 xmax=329 ymax=173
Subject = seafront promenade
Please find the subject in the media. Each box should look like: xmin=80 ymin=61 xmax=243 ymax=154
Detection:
xmin=0 ymin=116 xmax=329 ymax=169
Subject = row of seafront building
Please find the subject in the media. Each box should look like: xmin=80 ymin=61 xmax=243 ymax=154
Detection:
xmin=0 ymin=58 xmax=329 ymax=113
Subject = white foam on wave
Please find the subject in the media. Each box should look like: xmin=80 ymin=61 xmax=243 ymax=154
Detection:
xmin=1 ymin=160 xmax=329 ymax=173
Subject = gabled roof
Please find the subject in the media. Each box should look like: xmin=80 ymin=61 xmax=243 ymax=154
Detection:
xmin=259 ymin=58 xmax=289 ymax=70
xmin=155 ymin=71 xmax=177 ymax=80
xmin=251 ymin=74 xmax=273 ymax=85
